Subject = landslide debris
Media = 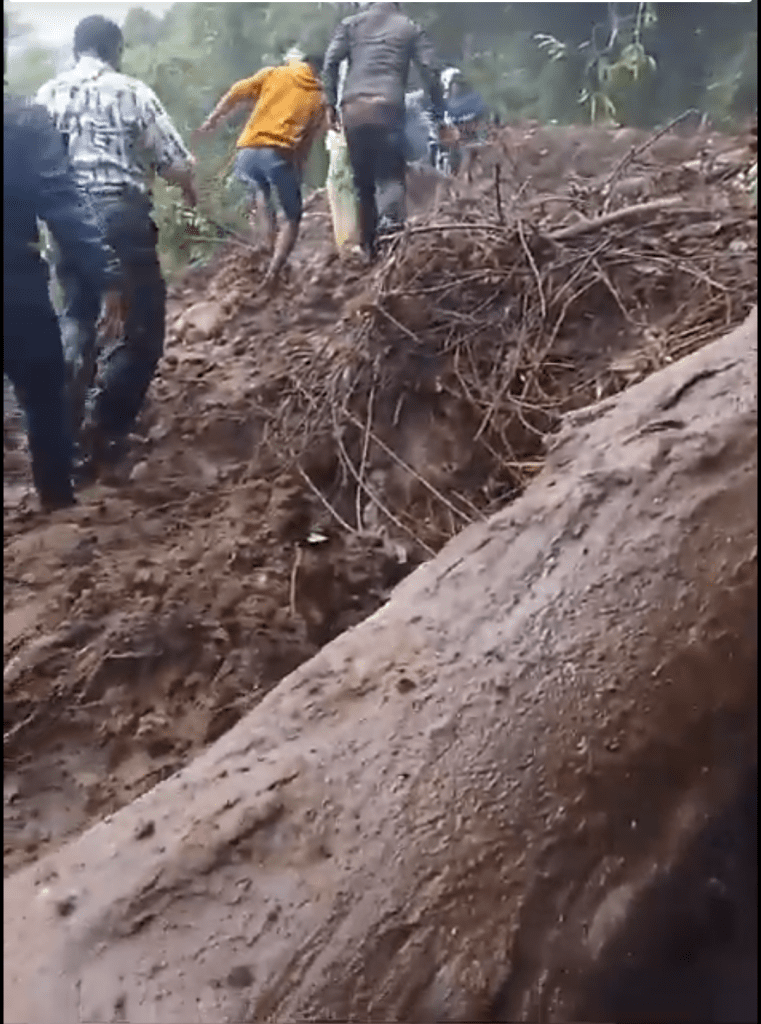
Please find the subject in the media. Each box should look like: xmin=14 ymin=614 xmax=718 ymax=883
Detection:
xmin=4 ymin=311 xmax=757 ymax=1024
xmin=3 ymin=123 xmax=757 ymax=875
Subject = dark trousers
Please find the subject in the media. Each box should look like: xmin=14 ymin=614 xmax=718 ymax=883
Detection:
xmin=344 ymin=121 xmax=407 ymax=256
xmin=59 ymin=190 xmax=166 ymax=440
xmin=4 ymin=281 xmax=74 ymax=504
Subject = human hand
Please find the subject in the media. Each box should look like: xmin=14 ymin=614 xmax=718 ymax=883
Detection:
xmin=182 ymin=182 xmax=199 ymax=209
xmin=438 ymin=124 xmax=460 ymax=146
xmin=191 ymin=123 xmax=214 ymax=147
xmin=327 ymin=106 xmax=340 ymax=132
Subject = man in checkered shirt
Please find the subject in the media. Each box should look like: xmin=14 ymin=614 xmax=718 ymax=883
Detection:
xmin=36 ymin=15 xmax=197 ymax=472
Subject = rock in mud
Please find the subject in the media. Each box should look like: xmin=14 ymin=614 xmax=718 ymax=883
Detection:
xmin=3 ymin=311 xmax=757 ymax=1024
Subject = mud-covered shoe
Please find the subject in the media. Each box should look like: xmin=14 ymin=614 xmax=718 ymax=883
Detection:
xmin=342 ymin=245 xmax=374 ymax=269
xmin=39 ymin=489 xmax=77 ymax=513
xmin=74 ymin=428 xmax=129 ymax=484
xmin=72 ymin=439 xmax=98 ymax=485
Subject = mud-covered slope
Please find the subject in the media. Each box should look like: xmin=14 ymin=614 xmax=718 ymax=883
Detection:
xmin=4 ymin=310 xmax=756 ymax=1024
xmin=4 ymin=124 xmax=757 ymax=877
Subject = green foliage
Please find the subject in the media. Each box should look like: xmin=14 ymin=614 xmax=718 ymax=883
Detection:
xmin=705 ymin=30 xmax=758 ymax=127
xmin=6 ymin=44 xmax=56 ymax=96
xmin=6 ymin=1 xmax=756 ymax=275
xmin=4 ymin=10 xmax=58 ymax=96
xmin=528 ymin=3 xmax=660 ymax=126
xmin=122 ymin=7 xmax=163 ymax=48
xmin=151 ymin=165 xmax=250 ymax=279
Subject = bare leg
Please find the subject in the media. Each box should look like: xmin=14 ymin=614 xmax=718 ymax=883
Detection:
xmin=246 ymin=207 xmax=258 ymax=243
xmin=260 ymin=203 xmax=277 ymax=251
xmin=262 ymin=218 xmax=299 ymax=286
xmin=246 ymin=198 xmax=277 ymax=249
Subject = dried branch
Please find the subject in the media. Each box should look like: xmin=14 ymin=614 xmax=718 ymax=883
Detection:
xmin=601 ymin=110 xmax=700 ymax=213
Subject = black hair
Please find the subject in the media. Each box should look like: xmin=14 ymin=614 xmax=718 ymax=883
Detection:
xmin=73 ymin=15 xmax=123 ymax=63
xmin=303 ymin=53 xmax=325 ymax=73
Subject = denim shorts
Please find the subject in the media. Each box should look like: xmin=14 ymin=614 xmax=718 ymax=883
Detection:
xmin=234 ymin=147 xmax=303 ymax=223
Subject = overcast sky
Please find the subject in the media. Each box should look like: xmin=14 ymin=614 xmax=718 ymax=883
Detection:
xmin=7 ymin=1 xmax=177 ymax=48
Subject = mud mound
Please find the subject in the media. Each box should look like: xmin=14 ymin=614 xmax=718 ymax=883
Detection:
xmin=3 ymin=124 xmax=757 ymax=875
xmin=4 ymin=313 xmax=757 ymax=1024
xmin=162 ymin=122 xmax=757 ymax=553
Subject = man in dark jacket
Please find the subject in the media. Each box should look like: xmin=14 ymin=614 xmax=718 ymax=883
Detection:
xmin=4 ymin=95 xmax=120 ymax=510
xmin=323 ymin=1 xmax=445 ymax=259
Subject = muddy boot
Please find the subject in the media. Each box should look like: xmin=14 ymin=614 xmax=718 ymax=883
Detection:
xmin=39 ymin=489 xmax=77 ymax=514
xmin=78 ymin=425 xmax=129 ymax=483
xmin=95 ymin=432 xmax=128 ymax=472
xmin=375 ymin=221 xmax=403 ymax=258
xmin=343 ymin=246 xmax=374 ymax=269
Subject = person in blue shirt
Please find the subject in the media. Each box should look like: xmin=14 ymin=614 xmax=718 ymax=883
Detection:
xmin=4 ymin=94 xmax=120 ymax=510
xmin=440 ymin=68 xmax=490 ymax=176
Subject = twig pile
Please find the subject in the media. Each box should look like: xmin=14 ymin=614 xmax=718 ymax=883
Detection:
xmin=250 ymin=127 xmax=756 ymax=554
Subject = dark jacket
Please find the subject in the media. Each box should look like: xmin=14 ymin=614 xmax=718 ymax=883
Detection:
xmin=324 ymin=2 xmax=444 ymax=122
xmin=3 ymin=95 xmax=120 ymax=305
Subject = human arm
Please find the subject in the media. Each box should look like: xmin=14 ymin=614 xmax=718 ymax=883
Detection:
xmin=195 ymin=70 xmax=270 ymax=137
xmin=411 ymin=25 xmax=445 ymax=126
xmin=33 ymin=79 xmax=54 ymax=113
xmin=293 ymin=105 xmax=329 ymax=175
xmin=137 ymin=83 xmax=197 ymax=205
xmin=160 ymin=163 xmax=198 ymax=208
xmin=323 ymin=21 xmax=351 ymax=129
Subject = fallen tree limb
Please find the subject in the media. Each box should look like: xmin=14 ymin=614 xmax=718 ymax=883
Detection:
xmin=405 ymin=198 xmax=743 ymax=246
xmin=4 ymin=311 xmax=757 ymax=1024
xmin=550 ymin=197 xmax=704 ymax=241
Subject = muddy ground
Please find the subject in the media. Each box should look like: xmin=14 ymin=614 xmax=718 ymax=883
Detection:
xmin=4 ymin=123 xmax=757 ymax=878
xmin=4 ymin=310 xmax=757 ymax=1024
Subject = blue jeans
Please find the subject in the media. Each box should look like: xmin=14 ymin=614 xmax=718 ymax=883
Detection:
xmin=59 ymin=188 xmax=166 ymax=440
xmin=234 ymin=147 xmax=303 ymax=223
xmin=4 ymin=275 xmax=74 ymax=504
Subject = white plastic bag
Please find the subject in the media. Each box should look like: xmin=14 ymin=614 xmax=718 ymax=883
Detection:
xmin=326 ymin=129 xmax=360 ymax=251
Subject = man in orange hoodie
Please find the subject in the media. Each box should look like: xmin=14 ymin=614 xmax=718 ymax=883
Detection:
xmin=196 ymin=53 xmax=326 ymax=286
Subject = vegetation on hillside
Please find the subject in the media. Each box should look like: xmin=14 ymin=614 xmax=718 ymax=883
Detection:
xmin=5 ymin=2 xmax=757 ymax=273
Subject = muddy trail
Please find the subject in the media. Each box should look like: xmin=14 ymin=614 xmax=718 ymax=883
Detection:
xmin=4 ymin=123 xmax=757 ymax=877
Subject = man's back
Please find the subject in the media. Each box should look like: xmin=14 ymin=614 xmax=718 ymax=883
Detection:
xmin=228 ymin=62 xmax=325 ymax=154
xmin=325 ymin=2 xmax=441 ymax=113
xmin=36 ymin=54 xmax=190 ymax=197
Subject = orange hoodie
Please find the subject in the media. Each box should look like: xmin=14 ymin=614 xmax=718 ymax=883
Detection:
xmin=221 ymin=62 xmax=326 ymax=156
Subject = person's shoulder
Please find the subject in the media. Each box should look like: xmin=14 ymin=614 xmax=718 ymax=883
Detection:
xmin=36 ymin=68 xmax=74 ymax=100
xmin=3 ymin=95 xmax=31 ymax=147
xmin=6 ymin=96 xmax=54 ymax=134
xmin=4 ymin=93 xmax=28 ymax=121
xmin=105 ymin=68 xmax=153 ymax=98
xmin=388 ymin=9 xmax=420 ymax=37
xmin=4 ymin=98 xmax=63 ymax=177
